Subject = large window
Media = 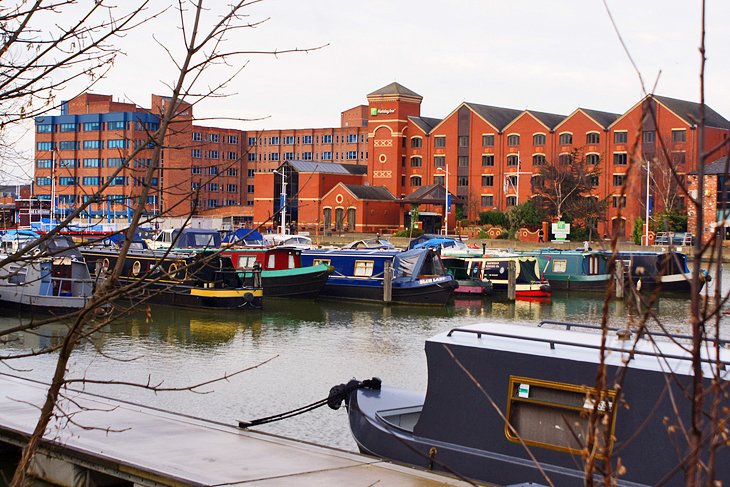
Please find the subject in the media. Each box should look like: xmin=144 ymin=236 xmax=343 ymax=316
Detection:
xmin=83 ymin=158 xmax=102 ymax=168
xmin=302 ymin=135 xmax=313 ymax=144
xmin=614 ymin=131 xmax=627 ymax=144
xmin=83 ymin=140 xmax=102 ymax=149
xmin=613 ymin=174 xmax=625 ymax=186
xmin=458 ymin=156 xmax=469 ymax=167
xmin=505 ymin=376 xmax=616 ymax=456
xmin=58 ymin=141 xmax=78 ymax=150
xmin=410 ymin=175 xmax=422 ymax=187
xmin=482 ymin=134 xmax=494 ymax=147
xmin=411 ymin=137 xmax=422 ymax=148
xmin=410 ymin=156 xmax=422 ymax=167
xmin=586 ymin=154 xmax=600 ymax=165
xmin=434 ymin=136 xmax=446 ymax=148
xmin=354 ymin=260 xmax=375 ymax=277
xmin=586 ymin=132 xmax=600 ymax=145
xmin=82 ymin=176 xmax=100 ymax=186
xmin=83 ymin=122 xmax=101 ymax=131
xmin=613 ymin=153 xmax=627 ymax=165
xmin=37 ymin=142 xmax=55 ymax=151
xmin=346 ymin=134 xmax=358 ymax=143
xmin=481 ymin=175 xmax=494 ymax=187
xmin=457 ymin=176 xmax=468 ymax=187
xmin=59 ymin=177 xmax=76 ymax=186
xmin=559 ymin=133 xmax=573 ymax=145
xmin=270 ymin=136 xmax=280 ymax=145
xmin=107 ymin=139 xmax=128 ymax=149
xmin=482 ymin=155 xmax=494 ymax=167
xmin=672 ymin=129 xmax=686 ymax=143
xmin=107 ymin=158 xmax=125 ymax=167
xmin=612 ymin=195 xmax=626 ymax=208
xmin=642 ymin=130 xmax=655 ymax=144
xmin=507 ymin=155 xmax=519 ymax=166
xmin=506 ymin=195 xmax=517 ymax=207
xmin=458 ymin=136 xmax=469 ymax=148
xmin=192 ymin=149 xmax=202 ymax=158
xmin=322 ymin=134 xmax=332 ymax=144
xmin=481 ymin=195 xmax=494 ymax=206
xmin=107 ymin=121 xmax=126 ymax=130
xmin=36 ymin=159 xmax=53 ymax=168
xmin=507 ymin=134 xmax=520 ymax=146
xmin=434 ymin=155 xmax=445 ymax=167
xmin=59 ymin=123 xmax=77 ymax=132
xmin=533 ymin=134 xmax=546 ymax=146
xmin=37 ymin=124 xmax=54 ymax=133
xmin=533 ymin=154 xmax=546 ymax=166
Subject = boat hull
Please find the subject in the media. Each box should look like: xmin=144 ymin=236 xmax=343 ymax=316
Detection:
xmin=319 ymin=277 xmax=457 ymax=306
xmin=240 ymin=265 xmax=330 ymax=299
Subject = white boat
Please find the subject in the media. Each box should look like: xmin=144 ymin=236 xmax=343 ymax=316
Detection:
xmin=0 ymin=231 xmax=94 ymax=312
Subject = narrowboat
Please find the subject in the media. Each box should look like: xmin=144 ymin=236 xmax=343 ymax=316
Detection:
xmin=331 ymin=321 xmax=730 ymax=486
xmin=81 ymin=246 xmax=263 ymax=310
xmin=0 ymin=231 xmax=94 ymax=312
xmin=469 ymin=255 xmax=550 ymax=298
xmin=300 ymin=248 xmax=458 ymax=306
xmin=524 ymin=249 xmax=611 ymax=291
xmin=612 ymin=250 xmax=709 ymax=293
xmin=440 ymin=256 xmax=493 ymax=296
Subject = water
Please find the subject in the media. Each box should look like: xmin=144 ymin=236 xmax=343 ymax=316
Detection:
xmin=1 ymin=269 xmax=728 ymax=452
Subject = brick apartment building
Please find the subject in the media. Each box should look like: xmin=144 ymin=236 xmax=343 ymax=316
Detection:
xmin=34 ymin=84 xmax=730 ymax=238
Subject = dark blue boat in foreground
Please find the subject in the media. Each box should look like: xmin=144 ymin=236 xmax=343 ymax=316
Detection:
xmin=333 ymin=321 xmax=730 ymax=486
xmin=300 ymin=248 xmax=457 ymax=305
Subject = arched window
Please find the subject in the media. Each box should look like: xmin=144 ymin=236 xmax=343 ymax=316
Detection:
xmin=586 ymin=153 xmax=600 ymax=165
xmin=532 ymin=154 xmax=546 ymax=166
xmin=507 ymin=134 xmax=520 ymax=146
xmin=586 ymin=132 xmax=600 ymax=145
xmin=506 ymin=195 xmax=518 ymax=207
xmin=410 ymin=156 xmax=422 ymax=167
xmin=533 ymin=133 xmax=546 ymax=145
xmin=559 ymin=133 xmax=573 ymax=145
xmin=410 ymin=175 xmax=422 ymax=187
xmin=507 ymin=155 xmax=520 ymax=166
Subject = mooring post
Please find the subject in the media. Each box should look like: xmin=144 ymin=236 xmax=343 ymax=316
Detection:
xmin=383 ymin=261 xmax=393 ymax=303
xmin=507 ymin=260 xmax=516 ymax=301
xmin=614 ymin=260 xmax=624 ymax=299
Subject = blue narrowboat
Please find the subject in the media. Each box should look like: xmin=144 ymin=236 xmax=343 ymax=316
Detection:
xmin=300 ymin=248 xmax=458 ymax=305
xmin=612 ymin=250 xmax=709 ymax=293
xmin=524 ymin=249 xmax=611 ymax=291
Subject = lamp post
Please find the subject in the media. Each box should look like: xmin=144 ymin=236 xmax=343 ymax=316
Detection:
xmin=437 ymin=165 xmax=449 ymax=236
xmin=644 ymin=158 xmax=651 ymax=246
xmin=273 ymin=168 xmax=287 ymax=235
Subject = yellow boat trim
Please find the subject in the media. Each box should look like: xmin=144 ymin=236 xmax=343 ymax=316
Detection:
xmin=189 ymin=288 xmax=263 ymax=298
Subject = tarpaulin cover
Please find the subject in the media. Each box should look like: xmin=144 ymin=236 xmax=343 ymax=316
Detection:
xmin=175 ymin=228 xmax=221 ymax=248
xmin=393 ymin=249 xmax=424 ymax=280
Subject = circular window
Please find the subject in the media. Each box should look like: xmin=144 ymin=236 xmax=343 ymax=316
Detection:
xmin=378 ymin=154 xmax=387 ymax=164
xmin=132 ymin=260 xmax=142 ymax=276
xmin=335 ymin=194 xmax=344 ymax=204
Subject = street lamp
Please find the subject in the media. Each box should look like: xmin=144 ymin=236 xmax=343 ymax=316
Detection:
xmin=437 ymin=165 xmax=449 ymax=236
xmin=273 ymin=168 xmax=287 ymax=235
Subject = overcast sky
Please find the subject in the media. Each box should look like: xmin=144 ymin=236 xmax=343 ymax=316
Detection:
xmin=6 ymin=0 xmax=730 ymax=182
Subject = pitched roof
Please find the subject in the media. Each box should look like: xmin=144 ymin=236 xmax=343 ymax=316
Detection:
xmin=408 ymin=116 xmax=442 ymax=134
xmin=691 ymin=156 xmax=730 ymax=175
xmin=526 ymin=109 xmax=566 ymax=130
xmin=653 ymin=95 xmax=730 ymax=129
xmin=579 ymin=108 xmax=622 ymax=129
xmin=368 ymin=82 xmax=422 ymax=99
xmin=285 ymin=160 xmax=367 ymax=175
xmin=464 ymin=102 xmax=522 ymax=131
xmin=403 ymin=183 xmax=457 ymax=203
xmin=344 ymin=185 xmax=396 ymax=200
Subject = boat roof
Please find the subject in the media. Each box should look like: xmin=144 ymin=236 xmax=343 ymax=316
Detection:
xmin=428 ymin=322 xmax=730 ymax=377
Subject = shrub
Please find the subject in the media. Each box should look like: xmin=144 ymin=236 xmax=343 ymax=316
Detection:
xmin=632 ymin=217 xmax=644 ymax=245
xmin=479 ymin=210 xmax=509 ymax=228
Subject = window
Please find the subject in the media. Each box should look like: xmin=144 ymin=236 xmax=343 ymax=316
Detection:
xmin=613 ymin=153 xmax=627 ymax=165
xmin=559 ymin=153 xmax=572 ymax=165
xmin=354 ymin=260 xmax=375 ymax=277
xmin=281 ymin=151 xmax=293 ymax=160
xmin=107 ymin=158 xmax=124 ymax=167
xmin=458 ymin=156 xmax=469 ymax=167
xmin=59 ymin=177 xmax=76 ymax=186
xmin=267 ymin=153 xmax=278 ymax=161
xmin=37 ymin=124 xmax=54 ymax=133
xmin=227 ymin=184 xmax=238 ymax=192
xmin=209 ymin=183 xmax=218 ymax=192
xmin=36 ymin=159 xmax=53 ymax=168
xmin=482 ymin=175 xmax=494 ymax=187
xmin=507 ymin=155 xmax=520 ymax=166
xmin=59 ymin=159 xmax=76 ymax=168
xmin=533 ymin=154 xmax=546 ymax=166
xmin=108 ymin=176 xmax=127 ymax=186
xmin=482 ymin=134 xmax=495 ymax=147
xmin=192 ymin=182 xmax=200 ymax=191
xmin=192 ymin=149 xmax=202 ymax=158
xmin=410 ymin=175 xmax=422 ymax=187
xmin=458 ymin=136 xmax=469 ymax=148
xmin=505 ymin=376 xmax=616 ymax=456
xmin=672 ymin=151 xmax=686 ymax=165
xmin=434 ymin=136 xmax=446 ymax=148
xmin=283 ymin=136 xmax=295 ymax=145
xmin=411 ymin=137 xmax=422 ymax=148
xmin=302 ymin=152 xmax=313 ymax=160
xmin=586 ymin=154 xmax=600 ymax=165
xmin=612 ymin=195 xmax=626 ymax=208
xmin=506 ymin=195 xmax=517 ymax=207
xmin=209 ymin=150 xmax=220 ymax=159
xmin=532 ymin=175 xmax=544 ymax=189
xmin=613 ymin=131 xmax=628 ymax=144
xmin=208 ymin=133 xmax=220 ymax=143
xmin=226 ymin=151 xmax=237 ymax=160
xmin=346 ymin=134 xmax=357 ymax=143
xmin=192 ymin=166 xmax=202 ymax=175
xmin=322 ymin=151 xmax=332 ymax=160
xmin=107 ymin=139 xmax=128 ymax=149
xmin=270 ymin=136 xmax=280 ymax=145
xmin=302 ymin=135 xmax=313 ymax=144
xmin=37 ymin=142 xmax=55 ymax=151
xmin=247 ymin=185 xmax=255 ymax=193
xmin=247 ymin=153 xmax=256 ymax=162
xmin=642 ymin=130 xmax=655 ymax=143
xmin=586 ymin=132 xmax=600 ymax=145
xmin=227 ymin=168 xmax=238 ymax=177
xmin=248 ymin=137 xmax=257 ymax=145
xmin=559 ymin=133 xmax=573 ymax=145
xmin=405 ymin=156 xmax=421 ymax=168
xmin=533 ymin=134 xmax=546 ymax=146
xmin=59 ymin=123 xmax=77 ymax=132
xmin=481 ymin=195 xmax=494 ymax=206
xmin=228 ymin=135 xmax=239 ymax=144
xmin=82 ymin=176 xmax=100 ymax=186
xmin=613 ymin=174 xmax=625 ymax=186
xmin=457 ymin=176 xmax=468 ymax=187
xmin=507 ymin=134 xmax=520 ymax=146
xmin=346 ymin=151 xmax=357 ymax=160
xmin=590 ymin=175 xmax=599 ymax=187
xmin=434 ymin=175 xmax=445 ymax=186
xmin=192 ymin=132 xmax=202 ymax=141
xmin=83 ymin=158 xmax=102 ymax=168
xmin=83 ymin=122 xmax=101 ymax=131
xmin=58 ymin=141 xmax=78 ymax=150
xmin=482 ymin=155 xmax=494 ymax=167
xmin=208 ymin=200 xmax=218 ymax=208
xmin=208 ymin=166 xmax=219 ymax=175
xmin=322 ymin=134 xmax=332 ymax=144
xmin=83 ymin=140 xmax=102 ymax=149
xmin=434 ymin=155 xmax=446 ymax=167
xmin=36 ymin=177 xmax=52 ymax=186
xmin=672 ymin=129 xmax=686 ymax=143
xmin=107 ymin=121 xmax=126 ymax=130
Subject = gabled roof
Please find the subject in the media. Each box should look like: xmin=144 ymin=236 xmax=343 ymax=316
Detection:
xmin=403 ymin=183 xmax=457 ymax=204
xmin=408 ymin=116 xmax=442 ymax=135
xmin=691 ymin=156 xmax=730 ymax=175
xmin=368 ymin=82 xmax=422 ymax=100
xmin=343 ymin=184 xmax=396 ymax=201
xmin=579 ymin=108 xmax=622 ymax=129
xmin=464 ymin=102 xmax=522 ymax=132
xmin=525 ymin=109 xmax=566 ymax=130
xmin=285 ymin=160 xmax=367 ymax=175
xmin=653 ymin=95 xmax=730 ymax=130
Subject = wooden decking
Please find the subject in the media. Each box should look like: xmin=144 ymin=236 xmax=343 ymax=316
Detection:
xmin=0 ymin=373 xmax=479 ymax=486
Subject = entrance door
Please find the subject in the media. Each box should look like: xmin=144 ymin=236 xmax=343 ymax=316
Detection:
xmin=347 ymin=208 xmax=356 ymax=232
xmin=323 ymin=208 xmax=332 ymax=230
xmin=335 ymin=208 xmax=344 ymax=232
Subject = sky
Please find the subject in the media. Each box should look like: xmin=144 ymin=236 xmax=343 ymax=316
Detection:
xmin=5 ymin=0 xmax=730 ymax=183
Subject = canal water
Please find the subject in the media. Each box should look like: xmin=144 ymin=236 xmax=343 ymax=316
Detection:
xmin=1 ymin=268 xmax=728 ymax=452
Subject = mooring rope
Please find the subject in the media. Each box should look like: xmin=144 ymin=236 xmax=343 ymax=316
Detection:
xmin=237 ymin=377 xmax=381 ymax=428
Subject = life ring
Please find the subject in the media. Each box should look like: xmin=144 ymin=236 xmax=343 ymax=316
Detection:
xmin=131 ymin=260 xmax=142 ymax=276
xmin=168 ymin=262 xmax=178 ymax=277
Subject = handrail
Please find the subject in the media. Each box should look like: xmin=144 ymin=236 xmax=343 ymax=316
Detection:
xmin=445 ymin=327 xmax=730 ymax=368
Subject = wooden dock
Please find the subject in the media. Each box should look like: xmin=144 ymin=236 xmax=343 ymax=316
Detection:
xmin=0 ymin=373 xmax=479 ymax=486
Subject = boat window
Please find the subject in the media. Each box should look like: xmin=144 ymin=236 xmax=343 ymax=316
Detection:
xmin=354 ymin=260 xmax=374 ymax=277
xmin=505 ymin=376 xmax=617 ymax=457
xmin=237 ymin=256 xmax=257 ymax=269
xmin=288 ymin=254 xmax=295 ymax=269
xmin=552 ymin=259 xmax=567 ymax=273
xmin=313 ymin=259 xmax=330 ymax=266
xmin=267 ymin=254 xmax=276 ymax=269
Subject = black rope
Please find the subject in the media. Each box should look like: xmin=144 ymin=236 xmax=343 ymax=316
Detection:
xmin=237 ymin=377 xmax=381 ymax=429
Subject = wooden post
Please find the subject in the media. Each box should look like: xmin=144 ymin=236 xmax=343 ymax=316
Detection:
xmin=383 ymin=261 xmax=393 ymax=303
xmin=507 ymin=260 xmax=516 ymax=301
xmin=614 ymin=260 xmax=624 ymax=299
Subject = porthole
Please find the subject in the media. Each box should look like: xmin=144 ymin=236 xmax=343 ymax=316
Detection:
xmin=132 ymin=260 xmax=142 ymax=276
